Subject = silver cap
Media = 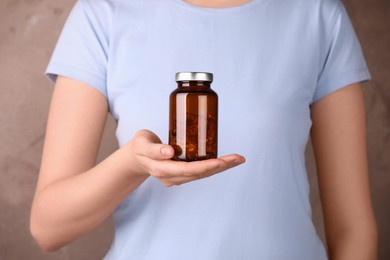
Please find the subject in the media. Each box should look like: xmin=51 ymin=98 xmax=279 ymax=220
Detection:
xmin=175 ymin=72 xmax=213 ymax=82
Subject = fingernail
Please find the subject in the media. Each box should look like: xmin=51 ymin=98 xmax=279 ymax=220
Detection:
xmin=236 ymin=156 xmax=245 ymax=164
xmin=161 ymin=146 xmax=171 ymax=156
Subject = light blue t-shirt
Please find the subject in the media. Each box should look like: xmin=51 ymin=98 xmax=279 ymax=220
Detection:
xmin=46 ymin=0 xmax=370 ymax=259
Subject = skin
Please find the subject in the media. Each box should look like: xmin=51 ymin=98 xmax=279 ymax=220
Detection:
xmin=311 ymin=83 xmax=377 ymax=260
xmin=30 ymin=80 xmax=378 ymax=259
xmin=30 ymin=0 xmax=377 ymax=258
xmin=30 ymin=76 xmax=245 ymax=252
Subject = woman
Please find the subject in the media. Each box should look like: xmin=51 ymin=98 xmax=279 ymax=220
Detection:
xmin=30 ymin=0 xmax=377 ymax=259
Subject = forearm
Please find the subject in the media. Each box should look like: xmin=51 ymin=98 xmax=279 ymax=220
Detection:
xmin=328 ymin=226 xmax=378 ymax=260
xmin=30 ymin=148 xmax=148 ymax=252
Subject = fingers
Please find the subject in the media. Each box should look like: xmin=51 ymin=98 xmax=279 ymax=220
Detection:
xmin=135 ymin=129 xmax=162 ymax=144
xmin=133 ymin=130 xmax=174 ymax=160
xmin=149 ymin=154 xmax=246 ymax=186
xmin=130 ymin=130 xmax=246 ymax=187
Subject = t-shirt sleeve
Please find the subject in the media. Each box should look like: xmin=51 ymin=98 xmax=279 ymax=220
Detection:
xmin=46 ymin=0 xmax=109 ymax=97
xmin=312 ymin=2 xmax=371 ymax=104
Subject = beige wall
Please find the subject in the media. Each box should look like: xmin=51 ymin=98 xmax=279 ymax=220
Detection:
xmin=0 ymin=0 xmax=388 ymax=259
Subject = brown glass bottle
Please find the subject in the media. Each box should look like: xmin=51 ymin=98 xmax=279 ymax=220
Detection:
xmin=169 ymin=72 xmax=218 ymax=161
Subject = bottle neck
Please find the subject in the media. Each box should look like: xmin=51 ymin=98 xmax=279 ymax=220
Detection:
xmin=177 ymin=81 xmax=211 ymax=90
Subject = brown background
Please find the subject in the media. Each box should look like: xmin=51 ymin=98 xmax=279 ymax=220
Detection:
xmin=0 ymin=0 xmax=389 ymax=259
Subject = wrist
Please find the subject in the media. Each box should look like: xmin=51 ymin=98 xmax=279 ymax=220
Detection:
xmin=116 ymin=141 xmax=150 ymax=178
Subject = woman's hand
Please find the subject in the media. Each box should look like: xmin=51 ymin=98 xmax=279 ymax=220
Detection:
xmin=125 ymin=129 xmax=246 ymax=187
xmin=31 ymin=76 xmax=245 ymax=252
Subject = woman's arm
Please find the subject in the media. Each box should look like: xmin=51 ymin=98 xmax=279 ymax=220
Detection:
xmin=310 ymin=83 xmax=378 ymax=260
xmin=30 ymin=76 xmax=147 ymax=252
xmin=30 ymin=76 xmax=244 ymax=252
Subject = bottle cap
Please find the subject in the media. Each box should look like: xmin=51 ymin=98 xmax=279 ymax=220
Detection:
xmin=176 ymin=72 xmax=213 ymax=82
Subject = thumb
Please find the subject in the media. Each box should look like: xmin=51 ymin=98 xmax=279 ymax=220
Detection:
xmin=133 ymin=130 xmax=174 ymax=160
xmin=144 ymin=144 xmax=174 ymax=160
